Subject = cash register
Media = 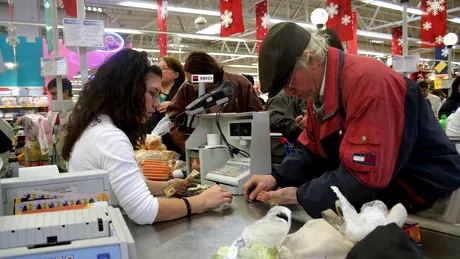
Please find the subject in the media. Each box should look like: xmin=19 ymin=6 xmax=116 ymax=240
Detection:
xmin=0 ymin=205 xmax=136 ymax=259
xmin=183 ymin=80 xmax=271 ymax=194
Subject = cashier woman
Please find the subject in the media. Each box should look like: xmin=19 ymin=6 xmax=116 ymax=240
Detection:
xmin=63 ymin=49 xmax=232 ymax=225
xmin=244 ymin=23 xmax=460 ymax=221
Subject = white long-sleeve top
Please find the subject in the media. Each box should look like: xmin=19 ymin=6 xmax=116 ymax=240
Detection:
xmin=69 ymin=115 xmax=158 ymax=225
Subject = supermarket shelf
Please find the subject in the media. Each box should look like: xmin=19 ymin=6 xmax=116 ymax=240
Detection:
xmin=0 ymin=106 xmax=47 ymax=109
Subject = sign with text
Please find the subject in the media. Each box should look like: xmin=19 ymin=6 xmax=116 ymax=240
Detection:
xmin=191 ymin=74 xmax=214 ymax=83
xmin=41 ymin=57 xmax=68 ymax=77
xmin=63 ymin=19 xmax=104 ymax=48
xmin=393 ymin=56 xmax=419 ymax=73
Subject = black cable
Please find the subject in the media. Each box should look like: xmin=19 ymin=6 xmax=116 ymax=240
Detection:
xmin=215 ymin=103 xmax=250 ymax=159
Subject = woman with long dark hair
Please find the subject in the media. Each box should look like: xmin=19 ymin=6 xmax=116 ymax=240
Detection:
xmin=63 ymin=49 xmax=232 ymax=225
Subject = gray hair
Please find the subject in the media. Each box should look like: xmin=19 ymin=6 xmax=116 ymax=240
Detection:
xmin=294 ymin=32 xmax=329 ymax=68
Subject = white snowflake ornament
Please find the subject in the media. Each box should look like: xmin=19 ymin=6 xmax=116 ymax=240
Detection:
xmin=422 ymin=21 xmax=432 ymax=31
xmin=441 ymin=46 xmax=449 ymax=58
xmin=326 ymin=3 xmax=339 ymax=19
xmin=161 ymin=0 xmax=168 ymax=19
xmin=341 ymin=15 xmax=351 ymax=26
xmin=261 ymin=12 xmax=271 ymax=29
xmin=397 ymin=37 xmax=403 ymax=47
xmin=221 ymin=10 xmax=233 ymax=28
xmin=426 ymin=0 xmax=445 ymax=16
xmin=435 ymin=35 xmax=443 ymax=45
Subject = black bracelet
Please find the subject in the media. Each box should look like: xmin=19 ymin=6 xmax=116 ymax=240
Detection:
xmin=182 ymin=198 xmax=191 ymax=218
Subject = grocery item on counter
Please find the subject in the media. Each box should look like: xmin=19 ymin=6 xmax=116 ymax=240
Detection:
xmin=145 ymin=135 xmax=162 ymax=150
xmin=140 ymin=160 xmax=171 ymax=181
xmin=134 ymin=149 xmax=179 ymax=163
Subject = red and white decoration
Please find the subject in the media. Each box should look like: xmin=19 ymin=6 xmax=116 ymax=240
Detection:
xmin=325 ymin=0 xmax=353 ymax=42
xmin=255 ymin=0 xmax=269 ymax=54
xmin=391 ymin=26 xmax=403 ymax=56
xmin=157 ymin=0 xmax=168 ymax=57
xmin=346 ymin=11 xmax=358 ymax=55
xmin=220 ymin=0 xmax=245 ymax=37
xmin=421 ymin=0 xmax=447 ymax=48
xmin=61 ymin=0 xmax=79 ymax=17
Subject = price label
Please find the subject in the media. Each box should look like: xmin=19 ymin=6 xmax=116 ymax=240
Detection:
xmin=63 ymin=19 xmax=104 ymax=48
xmin=41 ymin=57 xmax=68 ymax=77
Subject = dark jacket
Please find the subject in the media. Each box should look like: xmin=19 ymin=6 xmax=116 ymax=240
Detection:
xmin=266 ymin=90 xmax=306 ymax=163
xmin=272 ymin=48 xmax=460 ymax=218
xmin=438 ymin=94 xmax=460 ymax=118
xmin=167 ymin=72 xmax=264 ymax=152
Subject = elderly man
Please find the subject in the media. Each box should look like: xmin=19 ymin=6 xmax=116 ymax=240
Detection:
xmin=243 ymin=22 xmax=460 ymax=220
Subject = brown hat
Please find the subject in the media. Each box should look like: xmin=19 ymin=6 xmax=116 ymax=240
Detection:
xmin=259 ymin=22 xmax=311 ymax=97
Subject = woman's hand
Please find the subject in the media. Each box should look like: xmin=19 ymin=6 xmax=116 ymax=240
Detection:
xmin=256 ymin=187 xmax=299 ymax=205
xmin=198 ymin=185 xmax=233 ymax=210
xmin=164 ymin=178 xmax=191 ymax=197
xmin=158 ymin=101 xmax=171 ymax=113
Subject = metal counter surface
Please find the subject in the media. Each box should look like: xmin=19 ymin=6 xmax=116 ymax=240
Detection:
xmin=123 ymin=196 xmax=311 ymax=259
xmin=123 ymin=196 xmax=460 ymax=259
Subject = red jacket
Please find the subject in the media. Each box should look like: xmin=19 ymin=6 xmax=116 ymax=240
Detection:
xmin=272 ymin=47 xmax=460 ymax=217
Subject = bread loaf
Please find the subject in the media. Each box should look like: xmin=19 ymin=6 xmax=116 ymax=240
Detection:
xmin=146 ymin=136 xmax=162 ymax=150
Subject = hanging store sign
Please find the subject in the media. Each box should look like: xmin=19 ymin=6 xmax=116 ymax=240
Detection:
xmin=63 ymin=19 xmax=104 ymax=48
xmin=41 ymin=57 xmax=68 ymax=77
xmin=393 ymin=56 xmax=419 ymax=73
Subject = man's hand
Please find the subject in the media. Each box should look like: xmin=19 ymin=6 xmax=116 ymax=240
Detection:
xmin=256 ymin=187 xmax=299 ymax=205
xmin=295 ymin=115 xmax=307 ymax=130
xmin=243 ymin=175 xmax=277 ymax=201
xmin=158 ymin=101 xmax=171 ymax=113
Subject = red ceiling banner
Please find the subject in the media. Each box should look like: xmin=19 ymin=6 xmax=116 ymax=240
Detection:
xmin=391 ymin=26 xmax=403 ymax=56
xmin=346 ymin=11 xmax=358 ymax=55
xmin=61 ymin=0 xmax=79 ymax=17
xmin=421 ymin=0 xmax=447 ymax=48
xmin=325 ymin=0 xmax=353 ymax=42
xmin=157 ymin=0 xmax=168 ymax=57
xmin=220 ymin=0 xmax=245 ymax=37
xmin=255 ymin=0 xmax=269 ymax=54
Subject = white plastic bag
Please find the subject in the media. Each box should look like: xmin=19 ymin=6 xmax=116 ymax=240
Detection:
xmin=331 ymin=186 xmax=388 ymax=243
xmin=151 ymin=116 xmax=172 ymax=136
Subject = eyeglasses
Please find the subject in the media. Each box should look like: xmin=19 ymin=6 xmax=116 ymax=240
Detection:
xmin=49 ymin=92 xmax=58 ymax=96
xmin=148 ymin=91 xmax=160 ymax=100
xmin=160 ymin=66 xmax=173 ymax=72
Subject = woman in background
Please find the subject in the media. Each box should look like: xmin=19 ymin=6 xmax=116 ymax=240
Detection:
xmin=167 ymin=52 xmax=263 ymax=152
xmin=439 ymin=76 xmax=460 ymax=117
xmin=147 ymin=56 xmax=185 ymax=132
xmin=64 ymin=49 xmax=232 ymax=225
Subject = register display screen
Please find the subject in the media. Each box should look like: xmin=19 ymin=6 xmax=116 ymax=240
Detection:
xmin=229 ymin=122 xmax=252 ymax=137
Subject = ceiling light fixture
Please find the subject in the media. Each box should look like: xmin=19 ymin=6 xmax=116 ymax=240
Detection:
xmin=367 ymin=1 xmax=423 ymax=15
xmin=196 ymin=23 xmax=221 ymax=35
xmin=369 ymin=39 xmax=385 ymax=44
xmin=224 ymin=64 xmax=258 ymax=68
xmin=119 ymin=1 xmax=220 ymax=16
xmin=357 ymin=50 xmax=386 ymax=57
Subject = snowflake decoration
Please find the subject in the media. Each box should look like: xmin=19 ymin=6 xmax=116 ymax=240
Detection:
xmin=435 ymin=35 xmax=443 ymax=45
xmin=221 ymin=10 xmax=233 ymax=28
xmin=422 ymin=21 xmax=432 ymax=31
xmin=161 ymin=0 xmax=168 ymax=19
xmin=261 ymin=13 xmax=271 ymax=29
xmin=341 ymin=15 xmax=351 ymax=26
xmin=426 ymin=0 xmax=445 ymax=16
xmin=441 ymin=46 xmax=449 ymax=58
xmin=397 ymin=37 xmax=403 ymax=46
xmin=326 ymin=3 xmax=339 ymax=19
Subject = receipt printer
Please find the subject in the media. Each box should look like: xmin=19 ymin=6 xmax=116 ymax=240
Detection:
xmin=0 ymin=205 xmax=136 ymax=259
